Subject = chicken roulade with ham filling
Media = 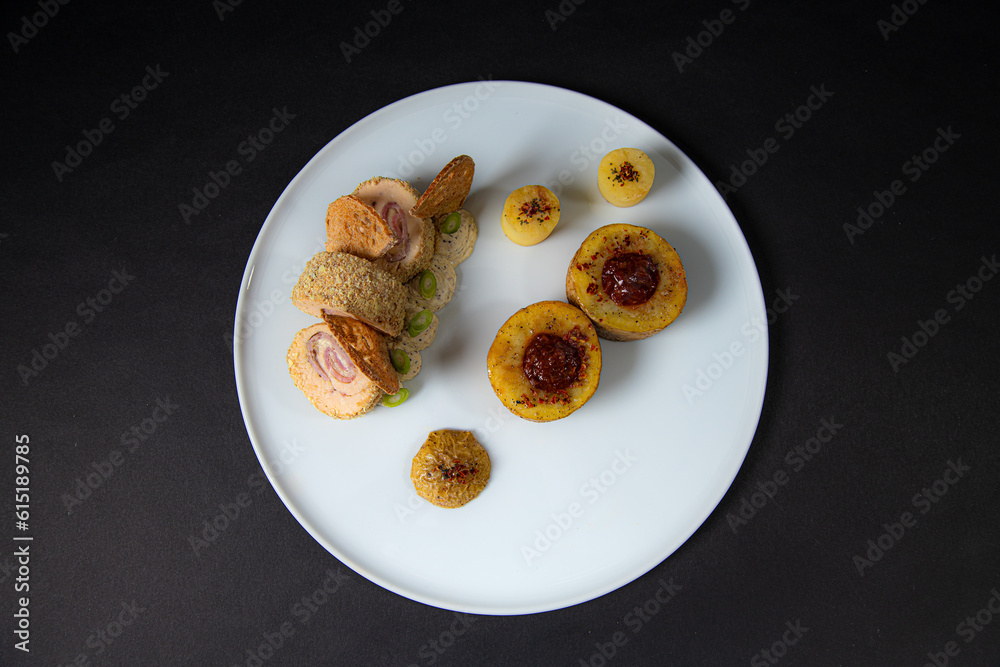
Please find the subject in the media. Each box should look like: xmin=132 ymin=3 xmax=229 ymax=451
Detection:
xmin=352 ymin=177 xmax=436 ymax=282
xmin=286 ymin=315 xmax=399 ymax=420
xmin=291 ymin=251 xmax=406 ymax=337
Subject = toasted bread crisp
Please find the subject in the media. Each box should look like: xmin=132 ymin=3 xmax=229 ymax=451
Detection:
xmin=325 ymin=194 xmax=395 ymax=260
xmin=410 ymin=155 xmax=475 ymax=219
xmin=322 ymin=313 xmax=399 ymax=394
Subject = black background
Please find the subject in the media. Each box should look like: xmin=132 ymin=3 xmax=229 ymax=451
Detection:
xmin=2 ymin=0 xmax=998 ymax=665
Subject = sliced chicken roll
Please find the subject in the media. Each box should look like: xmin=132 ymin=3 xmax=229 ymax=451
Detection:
xmin=325 ymin=194 xmax=395 ymax=260
xmin=286 ymin=322 xmax=385 ymax=420
xmin=291 ymin=251 xmax=406 ymax=337
xmin=353 ymin=177 xmax=437 ymax=282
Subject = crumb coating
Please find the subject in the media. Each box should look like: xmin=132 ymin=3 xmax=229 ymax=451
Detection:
xmin=292 ymin=251 xmax=406 ymax=336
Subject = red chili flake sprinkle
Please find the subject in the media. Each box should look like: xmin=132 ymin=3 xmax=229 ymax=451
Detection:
xmin=520 ymin=198 xmax=553 ymax=218
xmin=586 ymin=282 xmax=598 ymax=295
xmin=611 ymin=161 xmax=639 ymax=184
xmin=437 ymin=459 xmax=476 ymax=484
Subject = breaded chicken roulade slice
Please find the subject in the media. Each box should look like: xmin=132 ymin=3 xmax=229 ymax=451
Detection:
xmin=286 ymin=317 xmax=397 ymax=419
xmin=353 ymin=177 xmax=437 ymax=282
xmin=324 ymin=194 xmax=396 ymax=260
xmin=291 ymin=251 xmax=406 ymax=337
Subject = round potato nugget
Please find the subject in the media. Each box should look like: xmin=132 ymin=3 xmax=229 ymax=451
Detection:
xmin=501 ymin=185 xmax=560 ymax=246
xmin=597 ymin=148 xmax=655 ymax=207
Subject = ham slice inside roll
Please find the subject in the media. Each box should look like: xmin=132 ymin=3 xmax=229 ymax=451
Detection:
xmin=353 ymin=177 xmax=436 ymax=282
xmin=286 ymin=323 xmax=383 ymax=420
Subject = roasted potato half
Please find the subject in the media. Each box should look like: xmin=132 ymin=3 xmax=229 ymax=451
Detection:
xmin=566 ymin=224 xmax=686 ymax=341
xmin=486 ymin=301 xmax=601 ymax=422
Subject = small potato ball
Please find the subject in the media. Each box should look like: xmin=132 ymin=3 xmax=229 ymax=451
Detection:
xmin=501 ymin=185 xmax=561 ymax=246
xmin=597 ymin=148 xmax=655 ymax=207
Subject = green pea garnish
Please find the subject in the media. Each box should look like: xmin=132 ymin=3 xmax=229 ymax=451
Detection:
xmin=440 ymin=211 xmax=462 ymax=234
xmin=391 ymin=348 xmax=410 ymax=374
xmin=407 ymin=309 xmax=433 ymax=338
xmin=418 ymin=270 xmax=437 ymax=300
xmin=382 ymin=388 xmax=409 ymax=408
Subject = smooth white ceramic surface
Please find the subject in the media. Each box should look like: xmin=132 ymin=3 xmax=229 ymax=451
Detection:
xmin=233 ymin=81 xmax=768 ymax=615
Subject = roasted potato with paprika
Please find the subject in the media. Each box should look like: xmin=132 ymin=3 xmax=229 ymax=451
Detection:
xmin=566 ymin=224 xmax=686 ymax=341
xmin=486 ymin=301 xmax=601 ymax=422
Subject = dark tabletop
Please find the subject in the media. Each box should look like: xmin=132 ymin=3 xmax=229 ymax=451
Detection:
xmin=3 ymin=0 xmax=998 ymax=665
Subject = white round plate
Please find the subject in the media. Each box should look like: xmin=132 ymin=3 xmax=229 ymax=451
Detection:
xmin=233 ymin=81 xmax=768 ymax=615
